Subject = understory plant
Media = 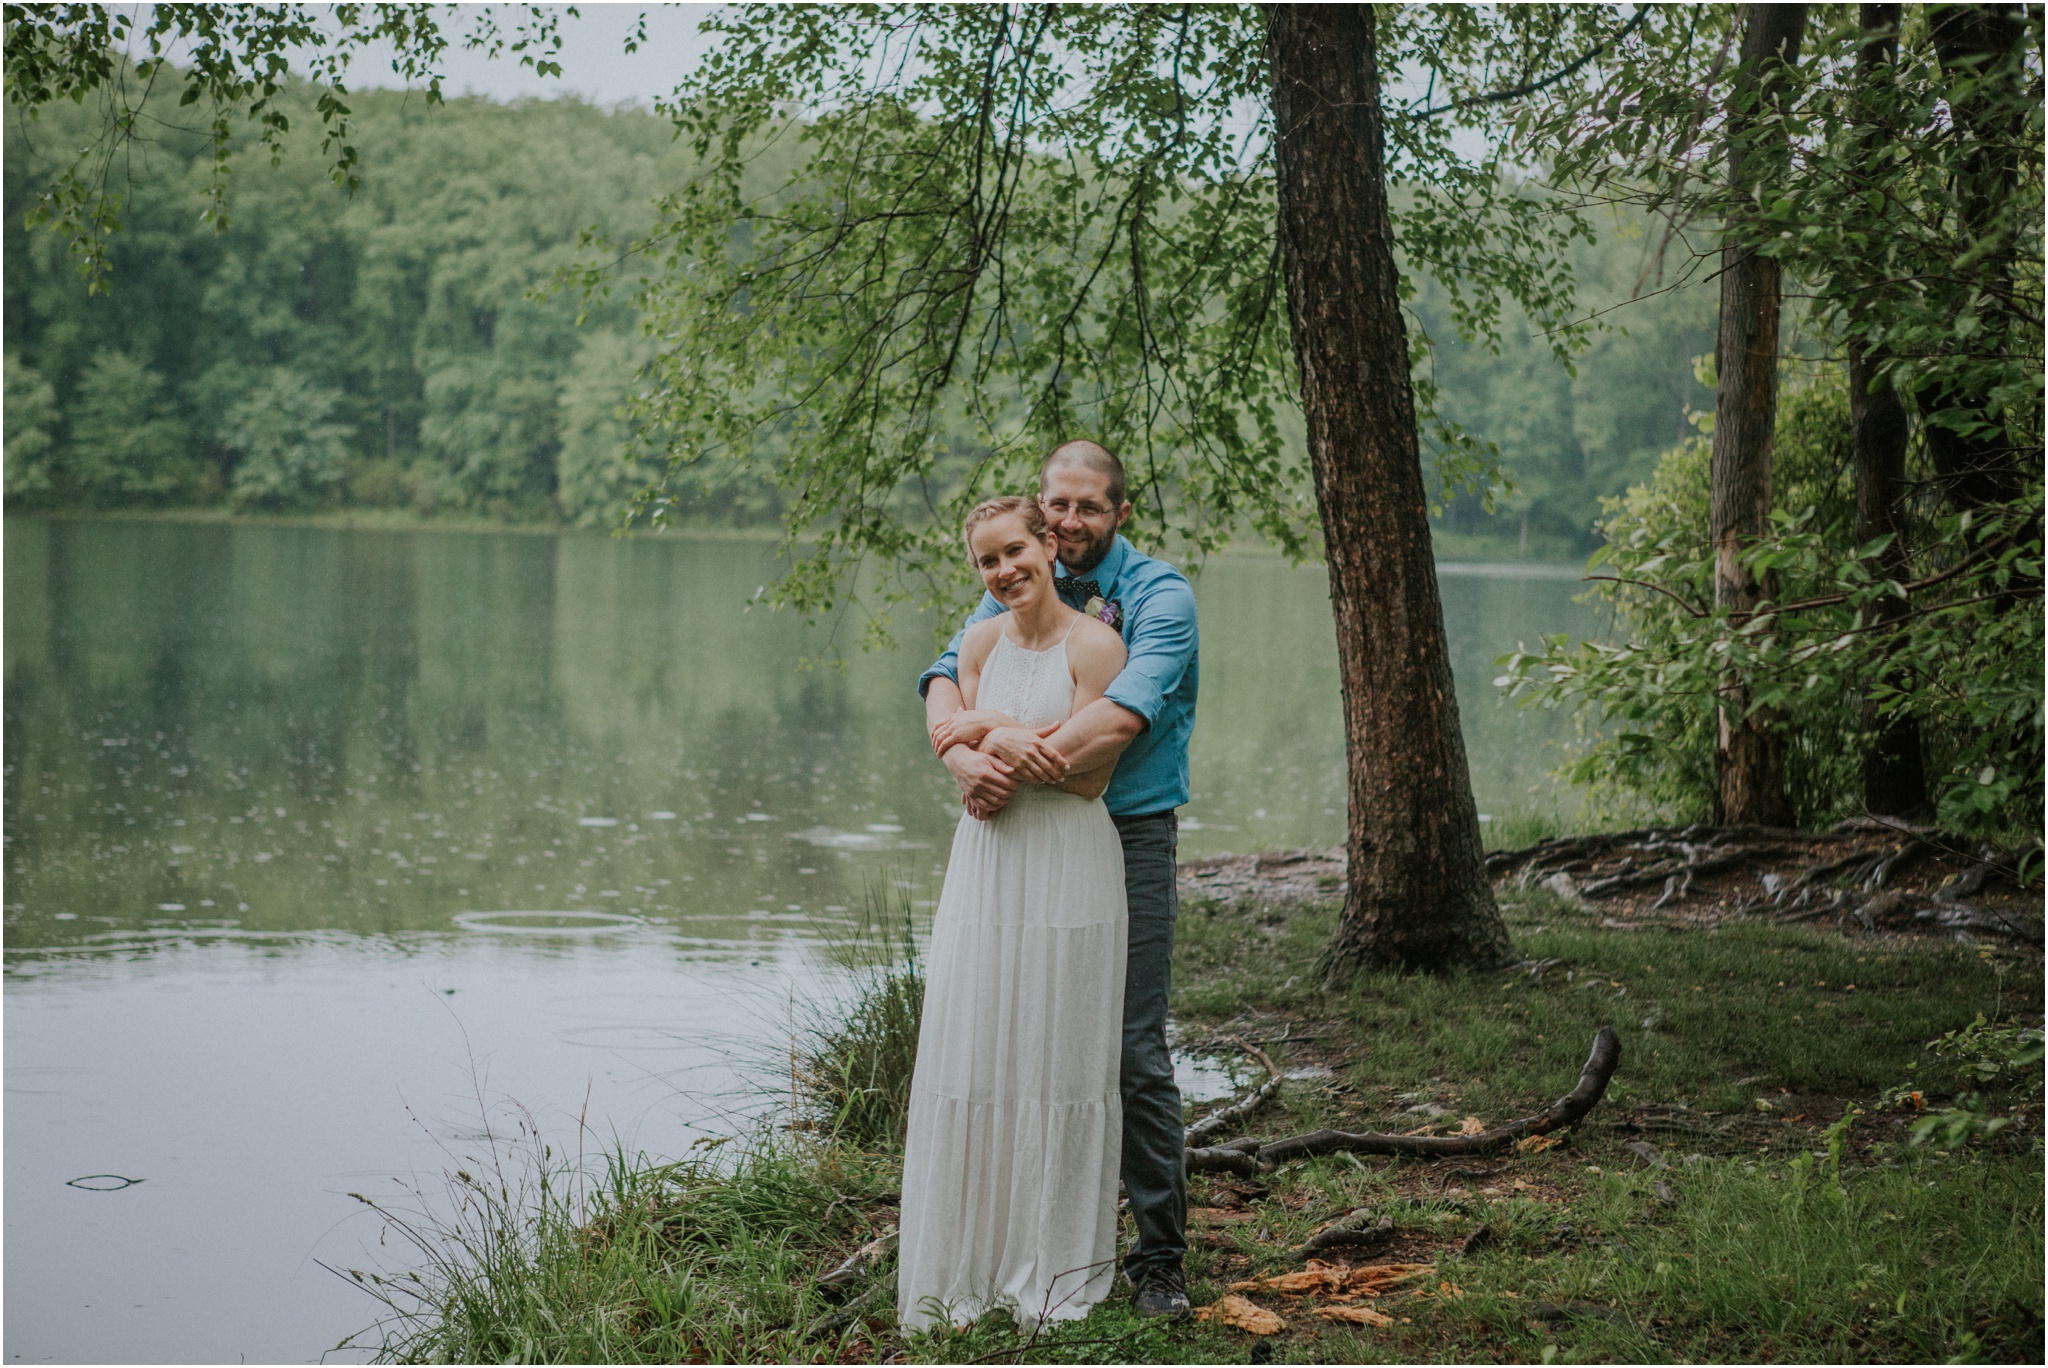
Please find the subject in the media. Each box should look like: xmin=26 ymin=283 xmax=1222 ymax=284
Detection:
xmin=1500 ymin=368 xmax=2043 ymax=836
xmin=1898 ymin=1013 xmax=2046 ymax=1151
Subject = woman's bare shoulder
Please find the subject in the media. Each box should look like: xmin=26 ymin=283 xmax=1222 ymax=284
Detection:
xmin=960 ymin=615 xmax=1007 ymax=665
xmin=1067 ymin=615 xmax=1128 ymax=672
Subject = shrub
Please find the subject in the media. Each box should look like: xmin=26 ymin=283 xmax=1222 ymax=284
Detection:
xmin=1502 ymin=365 xmax=2042 ymax=836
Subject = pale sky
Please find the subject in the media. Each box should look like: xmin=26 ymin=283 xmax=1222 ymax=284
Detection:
xmin=126 ymin=3 xmax=725 ymax=110
xmin=341 ymin=3 xmax=722 ymax=107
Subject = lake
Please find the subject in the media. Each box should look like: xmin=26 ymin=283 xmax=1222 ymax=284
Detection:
xmin=3 ymin=517 xmax=1594 ymax=1363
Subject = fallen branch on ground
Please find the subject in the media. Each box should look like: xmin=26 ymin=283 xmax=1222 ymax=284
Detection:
xmin=802 ymin=1279 xmax=889 ymax=1341
xmin=816 ymin=1228 xmax=897 ymax=1301
xmin=1186 ymin=1028 xmax=1620 ymax=1174
xmin=800 ymin=1227 xmax=900 ymax=1340
xmin=1291 ymin=1209 xmax=1396 ymax=1260
xmin=1185 ymin=1038 xmax=1284 ymax=1147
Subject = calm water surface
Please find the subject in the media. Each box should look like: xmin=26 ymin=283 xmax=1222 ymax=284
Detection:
xmin=4 ymin=517 xmax=1593 ymax=1363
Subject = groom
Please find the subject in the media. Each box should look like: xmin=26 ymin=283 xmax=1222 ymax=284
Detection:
xmin=919 ymin=439 xmax=1199 ymax=1319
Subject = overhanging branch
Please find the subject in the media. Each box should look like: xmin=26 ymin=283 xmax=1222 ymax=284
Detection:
xmin=1410 ymin=10 xmax=1650 ymax=120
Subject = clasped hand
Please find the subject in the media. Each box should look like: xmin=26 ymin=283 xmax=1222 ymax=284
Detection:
xmin=927 ymin=708 xmax=1008 ymax=757
xmin=933 ymin=716 xmax=1069 ymax=820
xmin=979 ymin=723 xmax=1068 ymax=785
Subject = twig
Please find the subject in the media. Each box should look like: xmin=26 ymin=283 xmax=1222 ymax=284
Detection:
xmin=1185 ymin=1037 xmax=1284 ymax=1147
xmin=1291 ymin=1210 xmax=1395 ymax=1260
xmin=1729 ymin=528 xmax=2022 ymax=620
xmin=816 ymin=1228 xmax=898 ymax=1300
xmin=1582 ymin=574 xmax=1711 ymax=617
xmin=1412 ymin=10 xmax=1650 ymax=118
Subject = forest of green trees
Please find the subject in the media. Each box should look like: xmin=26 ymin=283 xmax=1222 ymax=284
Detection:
xmin=3 ymin=82 xmax=1712 ymax=554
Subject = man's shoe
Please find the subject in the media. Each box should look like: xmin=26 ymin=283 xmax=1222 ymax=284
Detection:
xmin=1130 ymin=1264 xmax=1192 ymax=1320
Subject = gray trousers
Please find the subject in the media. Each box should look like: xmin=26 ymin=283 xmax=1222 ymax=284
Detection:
xmin=1111 ymin=810 xmax=1186 ymax=1278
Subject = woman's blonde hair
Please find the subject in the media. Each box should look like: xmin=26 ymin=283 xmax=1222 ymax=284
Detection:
xmin=961 ymin=495 xmax=1051 ymax=554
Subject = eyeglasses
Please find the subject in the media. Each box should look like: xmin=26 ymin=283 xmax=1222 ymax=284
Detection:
xmin=1041 ymin=497 xmax=1116 ymax=520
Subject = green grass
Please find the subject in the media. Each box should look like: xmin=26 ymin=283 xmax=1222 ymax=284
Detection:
xmin=796 ymin=885 xmax=927 ymax=1149
xmin=1174 ymin=886 xmax=2031 ymax=1117
xmin=354 ymin=1135 xmax=906 ymax=1363
xmin=362 ymin=884 xmax=2042 ymax=1363
xmin=796 ymin=967 xmax=925 ymax=1149
xmin=1159 ymin=1147 xmax=2038 ymax=1364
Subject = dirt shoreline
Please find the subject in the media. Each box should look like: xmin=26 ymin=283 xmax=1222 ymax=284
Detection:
xmin=1179 ymin=825 xmax=2044 ymax=944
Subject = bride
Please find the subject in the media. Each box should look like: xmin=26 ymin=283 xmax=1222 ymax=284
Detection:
xmin=897 ymin=495 xmax=1134 ymax=1330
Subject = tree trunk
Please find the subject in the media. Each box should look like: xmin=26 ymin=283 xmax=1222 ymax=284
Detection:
xmin=1849 ymin=344 xmax=1928 ymax=816
xmin=1916 ymin=3 xmax=2029 ymax=510
xmin=1709 ymin=3 xmax=1805 ymax=829
xmin=1848 ymin=5 xmax=1929 ymax=819
xmin=1264 ymin=3 xmax=1511 ymax=977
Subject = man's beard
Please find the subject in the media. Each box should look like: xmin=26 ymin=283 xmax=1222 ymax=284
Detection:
xmin=1057 ymin=524 xmax=1117 ymax=575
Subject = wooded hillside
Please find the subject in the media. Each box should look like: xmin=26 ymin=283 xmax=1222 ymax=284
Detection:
xmin=4 ymin=82 xmax=1709 ymax=553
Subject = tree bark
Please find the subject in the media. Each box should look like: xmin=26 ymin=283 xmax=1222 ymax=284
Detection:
xmin=1849 ymin=345 xmax=1929 ymax=816
xmin=1709 ymin=3 xmax=1805 ymax=829
xmin=1917 ymin=3 xmax=2029 ymax=510
xmin=1848 ymin=5 xmax=1929 ymax=819
xmin=1264 ymin=4 xmax=1511 ymax=977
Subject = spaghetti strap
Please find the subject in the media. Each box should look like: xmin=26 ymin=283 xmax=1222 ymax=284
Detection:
xmin=1061 ymin=614 xmax=1083 ymax=644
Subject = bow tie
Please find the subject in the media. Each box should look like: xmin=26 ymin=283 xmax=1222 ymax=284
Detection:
xmin=1054 ymin=576 xmax=1102 ymax=607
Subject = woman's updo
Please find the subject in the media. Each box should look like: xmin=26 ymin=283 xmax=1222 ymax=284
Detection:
xmin=961 ymin=495 xmax=1050 ymax=553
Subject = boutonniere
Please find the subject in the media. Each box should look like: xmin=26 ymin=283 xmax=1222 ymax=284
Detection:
xmin=1083 ymin=595 xmax=1123 ymax=631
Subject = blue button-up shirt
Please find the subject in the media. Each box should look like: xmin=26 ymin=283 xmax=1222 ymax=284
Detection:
xmin=918 ymin=534 xmax=1198 ymax=817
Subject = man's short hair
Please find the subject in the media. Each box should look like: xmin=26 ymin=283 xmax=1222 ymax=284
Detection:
xmin=1039 ymin=440 xmax=1127 ymax=507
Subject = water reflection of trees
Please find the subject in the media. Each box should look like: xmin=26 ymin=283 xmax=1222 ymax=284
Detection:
xmin=5 ymin=522 xmax=1591 ymax=949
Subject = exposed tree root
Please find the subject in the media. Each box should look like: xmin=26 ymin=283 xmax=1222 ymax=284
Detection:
xmin=1480 ymin=824 xmax=2042 ymax=942
xmin=1493 ymin=827 xmax=1824 ymax=906
xmin=1908 ymin=857 xmax=2045 ymax=943
xmin=1186 ymin=1027 xmax=1620 ymax=1174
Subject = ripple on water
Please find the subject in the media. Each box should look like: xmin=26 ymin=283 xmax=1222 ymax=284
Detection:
xmin=452 ymin=910 xmax=645 ymax=936
xmin=789 ymin=825 xmax=929 ymax=851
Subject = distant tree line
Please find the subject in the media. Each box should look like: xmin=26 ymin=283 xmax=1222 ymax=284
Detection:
xmin=4 ymin=86 xmax=767 ymax=524
xmin=4 ymin=78 xmax=1709 ymax=554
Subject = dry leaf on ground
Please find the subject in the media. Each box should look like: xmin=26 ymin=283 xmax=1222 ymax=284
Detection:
xmin=1229 ymin=1263 xmax=1348 ymax=1296
xmin=1316 ymin=1304 xmax=1396 ymax=1327
xmin=1194 ymin=1294 xmax=1287 ymax=1335
xmin=1515 ymin=1133 xmax=1562 ymax=1154
xmin=1413 ymin=1280 xmax=1467 ymax=1300
xmin=1232 ymin=1261 xmax=1436 ymax=1299
xmin=1459 ymin=1116 xmax=1487 ymax=1135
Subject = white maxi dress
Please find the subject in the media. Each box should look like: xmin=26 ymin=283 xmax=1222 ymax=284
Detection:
xmin=897 ymin=624 xmax=1128 ymax=1330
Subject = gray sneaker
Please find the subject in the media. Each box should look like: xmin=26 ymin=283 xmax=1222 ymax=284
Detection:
xmin=1130 ymin=1264 xmax=1192 ymax=1320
